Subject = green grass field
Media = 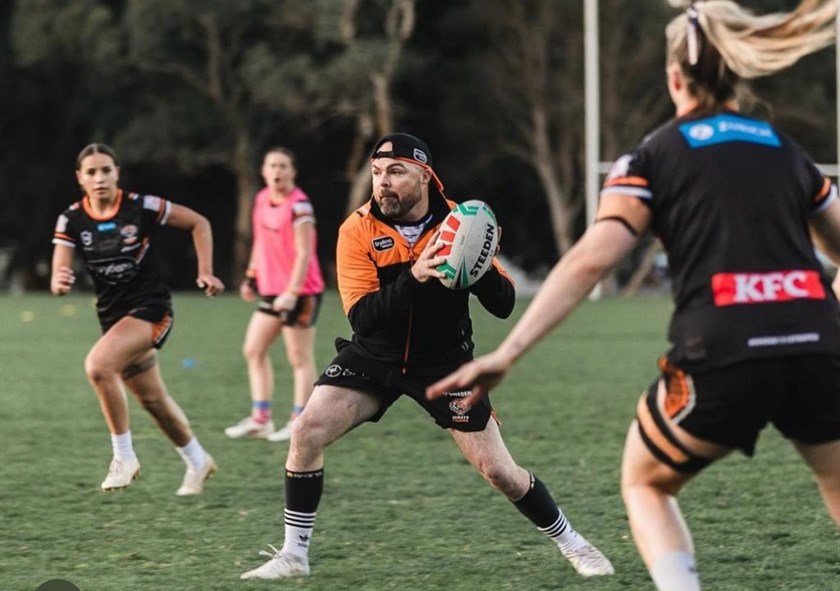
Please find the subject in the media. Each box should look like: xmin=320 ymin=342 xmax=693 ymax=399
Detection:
xmin=1 ymin=292 xmax=838 ymax=591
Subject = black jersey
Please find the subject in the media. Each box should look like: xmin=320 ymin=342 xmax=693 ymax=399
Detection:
xmin=602 ymin=110 xmax=840 ymax=370
xmin=53 ymin=190 xmax=172 ymax=323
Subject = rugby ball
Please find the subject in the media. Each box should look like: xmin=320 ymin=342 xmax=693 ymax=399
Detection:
xmin=436 ymin=200 xmax=499 ymax=290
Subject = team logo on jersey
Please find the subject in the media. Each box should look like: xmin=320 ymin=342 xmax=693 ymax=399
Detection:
xmin=372 ymin=236 xmax=395 ymax=251
xmin=687 ymin=124 xmax=714 ymax=142
xmin=80 ymin=231 xmax=93 ymax=246
xmin=711 ymin=270 xmax=826 ymax=306
xmin=679 ymin=114 xmax=781 ymax=149
xmin=120 ymin=224 xmax=139 ymax=245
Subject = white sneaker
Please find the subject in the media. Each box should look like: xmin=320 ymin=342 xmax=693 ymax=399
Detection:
xmin=176 ymin=454 xmax=217 ymax=496
xmin=224 ymin=417 xmax=275 ymax=439
xmin=559 ymin=535 xmax=615 ymax=577
xmin=266 ymin=421 xmax=293 ymax=442
xmin=240 ymin=545 xmax=310 ymax=580
xmin=100 ymin=457 xmax=141 ymax=492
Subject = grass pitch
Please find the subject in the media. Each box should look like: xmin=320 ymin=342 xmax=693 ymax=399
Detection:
xmin=1 ymin=292 xmax=838 ymax=590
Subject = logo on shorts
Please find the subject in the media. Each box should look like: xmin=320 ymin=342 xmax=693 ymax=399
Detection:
xmin=325 ymin=364 xmax=342 ymax=378
xmin=372 ymin=236 xmax=395 ymax=251
xmin=447 ymin=390 xmax=472 ymax=423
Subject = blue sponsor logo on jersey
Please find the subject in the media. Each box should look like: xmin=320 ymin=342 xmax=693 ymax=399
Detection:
xmin=679 ymin=114 xmax=780 ymax=149
xmin=97 ymin=222 xmax=117 ymax=232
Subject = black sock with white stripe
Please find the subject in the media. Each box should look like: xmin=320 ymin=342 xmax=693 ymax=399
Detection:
xmin=513 ymin=472 xmax=582 ymax=550
xmin=281 ymin=468 xmax=324 ymax=561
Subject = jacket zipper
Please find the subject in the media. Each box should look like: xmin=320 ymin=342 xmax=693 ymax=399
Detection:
xmin=402 ymin=244 xmax=416 ymax=374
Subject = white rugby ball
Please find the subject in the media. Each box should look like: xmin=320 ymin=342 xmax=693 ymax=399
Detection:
xmin=436 ymin=200 xmax=499 ymax=290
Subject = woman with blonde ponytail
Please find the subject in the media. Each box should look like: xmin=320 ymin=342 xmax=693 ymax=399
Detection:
xmin=428 ymin=1 xmax=840 ymax=589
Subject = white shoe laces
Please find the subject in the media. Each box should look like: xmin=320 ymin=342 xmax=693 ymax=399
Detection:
xmin=257 ymin=544 xmax=282 ymax=559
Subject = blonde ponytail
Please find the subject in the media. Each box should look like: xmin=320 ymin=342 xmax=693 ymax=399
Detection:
xmin=665 ymin=0 xmax=836 ymax=108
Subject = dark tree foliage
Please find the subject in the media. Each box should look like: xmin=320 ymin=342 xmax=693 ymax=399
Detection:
xmin=1 ymin=0 xmax=837 ymax=288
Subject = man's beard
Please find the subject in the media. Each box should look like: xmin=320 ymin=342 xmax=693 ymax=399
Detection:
xmin=377 ymin=187 xmax=422 ymax=220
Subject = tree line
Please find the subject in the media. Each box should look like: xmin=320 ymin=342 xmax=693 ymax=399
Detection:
xmin=1 ymin=0 xmax=834 ymax=291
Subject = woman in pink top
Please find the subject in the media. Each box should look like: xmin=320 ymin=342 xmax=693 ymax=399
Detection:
xmin=225 ymin=147 xmax=325 ymax=442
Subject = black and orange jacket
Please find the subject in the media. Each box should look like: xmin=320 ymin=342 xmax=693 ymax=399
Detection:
xmin=336 ymin=191 xmax=514 ymax=375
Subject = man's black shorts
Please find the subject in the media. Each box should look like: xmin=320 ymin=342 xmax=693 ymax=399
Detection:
xmin=314 ymin=343 xmax=493 ymax=432
xmin=653 ymin=354 xmax=840 ymax=455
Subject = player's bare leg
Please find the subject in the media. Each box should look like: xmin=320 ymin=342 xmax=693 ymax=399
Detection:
xmin=795 ymin=439 xmax=840 ymax=524
xmin=122 ymin=352 xmax=215 ymax=495
xmin=621 ymin=393 xmax=730 ymax=591
xmin=242 ymin=385 xmax=380 ymax=580
xmin=85 ymin=316 xmax=157 ymax=491
xmin=452 ymin=419 xmax=614 ymax=577
xmin=267 ymin=325 xmax=317 ymax=442
xmin=226 ymin=311 xmax=283 ymax=438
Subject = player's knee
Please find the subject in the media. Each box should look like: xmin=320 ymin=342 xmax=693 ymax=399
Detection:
xmin=475 ymin=461 xmax=518 ymax=495
xmin=138 ymin=393 xmax=164 ymax=413
xmin=289 ymin=412 xmax=325 ymax=449
xmin=287 ymin=351 xmax=313 ymax=371
xmin=242 ymin=342 xmax=260 ymax=361
xmin=621 ymin=465 xmax=683 ymax=498
xmin=84 ymin=354 xmax=114 ymax=385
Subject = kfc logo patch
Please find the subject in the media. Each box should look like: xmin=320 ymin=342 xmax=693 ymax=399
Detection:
xmin=712 ymin=270 xmax=825 ymax=306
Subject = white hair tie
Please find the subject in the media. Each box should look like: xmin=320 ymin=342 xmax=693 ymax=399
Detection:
xmin=686 ymin=5 xmax=701 ymax=66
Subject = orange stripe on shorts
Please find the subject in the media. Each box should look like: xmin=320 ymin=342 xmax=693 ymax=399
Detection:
xmin=152 ymin=313 xmax=173 ymax=345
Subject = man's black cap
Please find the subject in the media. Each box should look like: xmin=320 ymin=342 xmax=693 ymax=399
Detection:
xmin=371 ymin=133 xmax=444 ymax=192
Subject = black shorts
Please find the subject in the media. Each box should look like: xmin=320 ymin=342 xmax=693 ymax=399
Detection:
xmin=258 ymin=294 xmax=323 ymax=328
xmin=650 ymin=354 xmax=840 ymax=456
xmin=100 ymin=304 xmax=174 ymax=350
xmin=314 ymin=344 xmax=493 ymax=432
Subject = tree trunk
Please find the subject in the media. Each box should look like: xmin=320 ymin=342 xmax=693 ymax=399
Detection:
xmin=531 ymin=105 xmax=573 ymax=254
xmin=232 ymin=131 xmax=255 ymax=280
xmin=345 ymin=112 xmax=375 ymax=215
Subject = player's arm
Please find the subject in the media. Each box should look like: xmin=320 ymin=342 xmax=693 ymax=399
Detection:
xmin=808 ymin=190 xmax=840 ymax=299
xmin=50 ymin=243 xmax=76 ymax=296
xmin=810 ymin=187 xmax=840 ymax=262
xmin=273 ymin=220 xmax=315 ymax=313
xmin=240 ymin=241 xmax=259 ymax=302
xmin=166 ymin=203 xmax=224 ymax=296
xmin=470 ymin=260 xmax=515 ymax=319
xmin=428 ymin=193 xmax=650 ymax=404
xmin=241 ymin=205 xmax=260 ymax=302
